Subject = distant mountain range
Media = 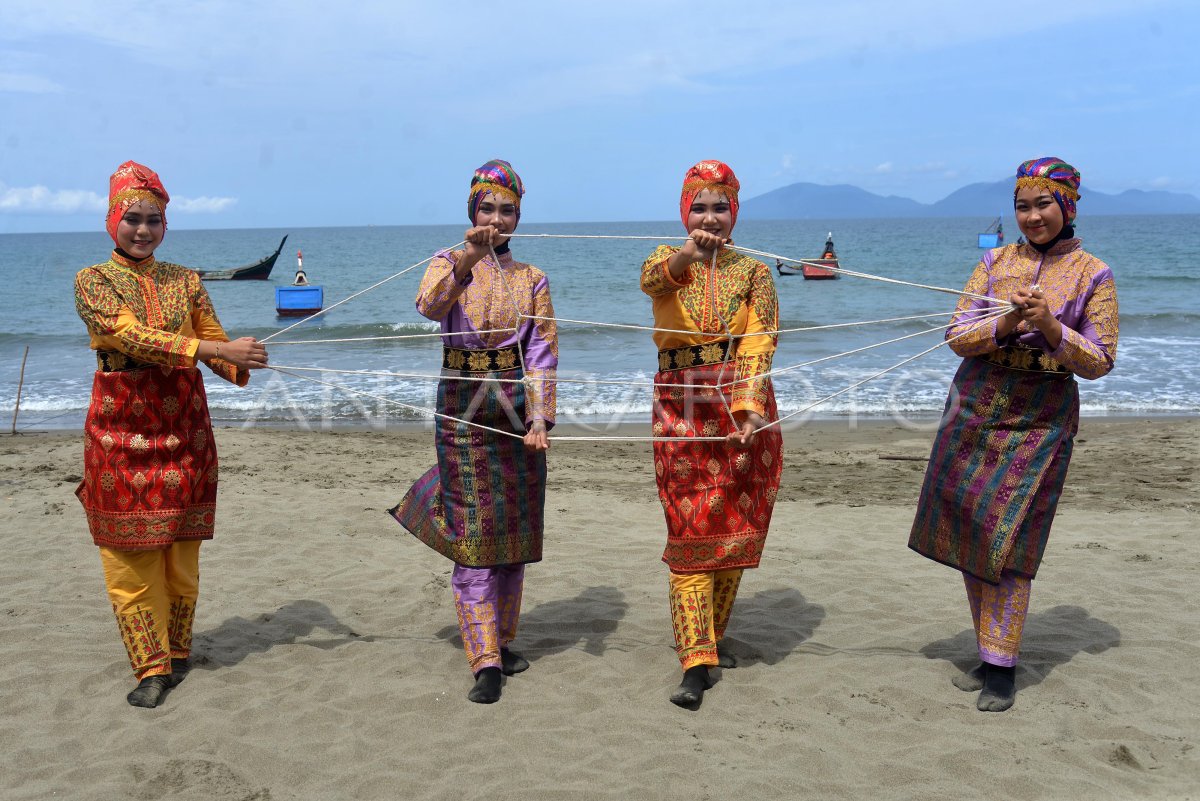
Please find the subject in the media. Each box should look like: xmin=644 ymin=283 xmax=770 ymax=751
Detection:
xmin=739 ymin=179 xmax=1200 ymax=219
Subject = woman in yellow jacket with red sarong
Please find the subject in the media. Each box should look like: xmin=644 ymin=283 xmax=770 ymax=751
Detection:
xmin=640 ymin=160 xmax=784 ymax=706
xmin=74 ymin=161 xmax=269 ymax=708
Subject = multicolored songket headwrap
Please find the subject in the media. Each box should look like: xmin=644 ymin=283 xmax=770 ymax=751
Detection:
xmin=467 ymin=159 xmax=525 ymax=222
xmin=680 ymin=160 xmax=740 ymax=232
xmin=106 ymin=161 xmax=169 ymax=244
xmin=1015 ymin=157 xmax=1081 ymax=223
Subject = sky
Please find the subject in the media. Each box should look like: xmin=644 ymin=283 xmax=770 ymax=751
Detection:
xmin=1 ymin=0 xmax=1197 ymax=233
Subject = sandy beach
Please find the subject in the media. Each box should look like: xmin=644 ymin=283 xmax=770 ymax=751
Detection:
xmin=0 ymin=417 xmax=1196 ymax=801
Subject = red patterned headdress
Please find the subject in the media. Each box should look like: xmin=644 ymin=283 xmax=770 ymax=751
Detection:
xmin=106 ymin=161 xmax=169 ymax=243
xmin=680 ymin=160 xmax=740 ymax=232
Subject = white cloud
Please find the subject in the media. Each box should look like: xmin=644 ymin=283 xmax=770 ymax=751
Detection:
xmin=0 ymin=72 xmax=62 ymax=93
xmin=171 ymin=196 xmax=238 ymax=213
xmin=0 ymin=184 xmax=104 ymax=213
xmin=0 ymin=183 xmax=236 ymax=214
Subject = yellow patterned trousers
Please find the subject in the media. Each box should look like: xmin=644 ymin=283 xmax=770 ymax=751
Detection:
xmin=98 ymin=542 xmax=200 ymax=680
xmin=963 ymin=570 xmax=1031 ymax=667
xmin=669 ymin=569 xmax=742 ymax=670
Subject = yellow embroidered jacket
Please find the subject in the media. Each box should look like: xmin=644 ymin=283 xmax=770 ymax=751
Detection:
xmin=74 ymin=251 xmax=248 ymax=386
xmin=640 ymin=245 xmax=779 ymax=416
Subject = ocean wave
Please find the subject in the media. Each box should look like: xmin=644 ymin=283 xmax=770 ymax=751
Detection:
xmin=1119 ymin=312 xmax=1200 ymax=325
xmin=0 ymin=331 xmax=83 ymax=347
xmin=9 ymin=393 xmax=1197 ymax=427
xmin=264 ymin=320 xmax=440 ymax=341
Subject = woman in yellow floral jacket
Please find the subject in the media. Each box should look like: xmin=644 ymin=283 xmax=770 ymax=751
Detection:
xmin=74 ymin=161 xmax=269 ymax=708
xmin=640 ymin=160 xmax=783 ymax=707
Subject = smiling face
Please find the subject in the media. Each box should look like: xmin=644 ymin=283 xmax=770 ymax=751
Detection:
xmin=685 ymin=188 xmax=734 ymax=240
xmin=115 ymin=200 xmax=165 ymax=259
xmin=1014 ymin=185 xmax=1065 ymax=245
xmin=472 ymin=191 xmax=519 ymax=244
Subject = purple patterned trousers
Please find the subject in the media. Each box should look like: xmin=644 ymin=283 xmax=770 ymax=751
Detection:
xmin=452 ymin=563 xmax=525 ymax=675
xmin=964 ymin=570 xmax=1032 ymax=667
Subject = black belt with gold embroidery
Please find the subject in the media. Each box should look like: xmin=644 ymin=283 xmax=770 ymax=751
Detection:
xmin=979 ymin=344 xmax=1072 ymax=377
xmin=657 ymin=339 xmax=731 ymax=372
xmin=442 ymin=345 xmax=521 ymax=373
xmin=96 ymin=350 xmax=152 ymax=372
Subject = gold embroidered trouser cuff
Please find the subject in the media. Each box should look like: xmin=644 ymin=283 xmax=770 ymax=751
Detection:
xmin=669 ymin=569 xmax=743 ymax=670
xmin=963 ymin=570 xmax=1031 ymax=668
xmin=99 ymin=542 xmax=201 ymax=680
xmin=452 ymin=563 xmax=525 ymax=675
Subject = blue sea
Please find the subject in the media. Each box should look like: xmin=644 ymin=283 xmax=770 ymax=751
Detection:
xmin=2 ymin=216 xmax=1197 ymax=431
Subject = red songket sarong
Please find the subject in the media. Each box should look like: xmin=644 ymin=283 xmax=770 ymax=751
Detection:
xmin=77 ymin=366 xmax=218 ymax=550
xmin=653 ymin=363 xmax=783 ymax=573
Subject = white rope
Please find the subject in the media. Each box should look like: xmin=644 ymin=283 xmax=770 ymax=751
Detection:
xmin=273 ymin=302 xmax=1006 ymax=392
xmin=271 ymin=301 xmax=1003 ymax=399
xmin=267 ymin=363 xmax=683 ymax=388
xmin=502 ymin=232 xmax=999 ymax=303
xmin=731 ymin=244 xmax=998 ymax=304
xmin=551 ymin=435 xmax=726 ymax=442
xmin=266 ymin=328 xmax=518 ymax=346
xmin=506 ymin=233 xmax=688 ymax=242
xmin=260 ymin=242 xmax=465 ymax=344
xmin=257 ymin=231 xmax=1022 ymax=442
xmin=270 ymin=308 xmax=1008 ymax=444
xmin=716 ymin=309 xmax=1002 ymax=388
xmin=267 ymin=365 xmax=522 ymax=384
xmin=703 ymin=248 xmax=740 ymax=426
xmin=264 ymin=307 xmax=1007 ymax=348
xmin=758 ymin=305 xmax=1014 ymax=431
xmin=269 ymin=366 xmax=727 ymax=442
xmin=521 ymin=306 xmax=1007 ymax=339
xmin=269 ymin=367 xmax=526 ymax=440
xmin=490 ymin=244 xmax=531 ymax=379
xmin=261 ymin=233 xmax=1005 ymax=347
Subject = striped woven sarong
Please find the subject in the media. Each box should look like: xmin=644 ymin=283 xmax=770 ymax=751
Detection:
xmin=909 ymin=356 xmax=1078 ymax=583
xmin=390 ymin=369 xmax=545 ymax=567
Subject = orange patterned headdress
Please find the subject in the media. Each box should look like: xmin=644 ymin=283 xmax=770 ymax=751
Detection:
xmin=106 ymin=161 xmax=170 ymax=243
xmin=680 ymin=160 xmax=740 ymax=232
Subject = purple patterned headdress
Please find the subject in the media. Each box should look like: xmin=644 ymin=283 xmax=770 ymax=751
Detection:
xmin=468 ymin=159 xmax=525 ymax=222
xmin=1015 ymin=157 xmax=1081 ymax=223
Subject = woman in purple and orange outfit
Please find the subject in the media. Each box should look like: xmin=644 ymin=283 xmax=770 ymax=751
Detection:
xmin=909 ymin=157 xmax=1118 ymax=712
xmin=74 ymin=161 xmax=269 ymax=708
xmin=641 ymin=160 xmax=784 ymax=707
xmin=390 ymin=159 xmax=557 ymax=704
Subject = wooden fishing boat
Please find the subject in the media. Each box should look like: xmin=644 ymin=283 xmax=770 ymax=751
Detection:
xmin=977 ymin=218 xmax=1004 ymax=248
xmin=776 ymin=233 xmax=840 ymax=279
xmin=196 ymin=235 xmax=288 ymax=281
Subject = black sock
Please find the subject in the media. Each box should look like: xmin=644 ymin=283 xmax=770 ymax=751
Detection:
xmin=127 ymin=675 xmax=172 ymax=708
xmin=977 ymin=664 xmax=1016 ymax=712
xmin=500 ymin=648 xmax=529 ymax=676
xmin=468 ymin=667 xmax=502 ymax=704
xmin=670 ymin=665 xmax=711 ymax=707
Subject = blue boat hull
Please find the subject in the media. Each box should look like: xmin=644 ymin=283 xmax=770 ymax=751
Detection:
xmin=276 ymin=285 xmax=324 ymax=317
